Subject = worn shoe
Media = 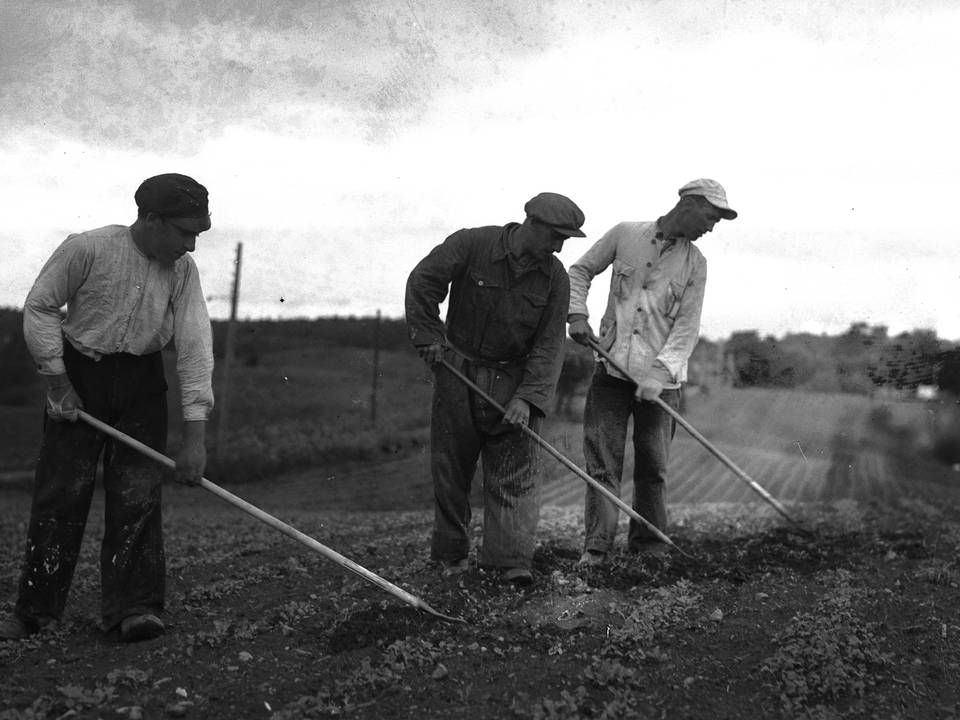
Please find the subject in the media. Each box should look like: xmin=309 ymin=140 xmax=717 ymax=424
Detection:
xmin=119 ymin=613 xmax=165 ymax=643
xmin=0 ymin=614 xmax=57 ymax=641
xmin=441 ymin=558 xmax=469 ymax=576
xmin=630 ymin=542 xmax=670 ymax=558
xmin=502 ymin=567 xmax=533 ymax=586
xmin=578 ymin=550 xmax=607 ymax=567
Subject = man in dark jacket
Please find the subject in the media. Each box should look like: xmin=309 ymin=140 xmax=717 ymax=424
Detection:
xmin=405 ymin=192 xmax=586 ymax=585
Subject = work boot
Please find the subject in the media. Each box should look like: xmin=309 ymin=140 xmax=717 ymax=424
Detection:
xmin=629 ymin=542 xmax=670 ymax=558
xmin=119 ymin=613 xmax=165 ymax=643
xmin=0 ymin=614 xmax=58 ymax=641
xmin=440 ymin=558 xmax=469 ymax=577
xmin=502 ymin=567 xmax=533 ymax=587
xmin=577 ymin=550 xmax=607 ymax=567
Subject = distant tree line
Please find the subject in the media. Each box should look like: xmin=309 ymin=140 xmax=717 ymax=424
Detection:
xmin=3 ymin=308 xmax=959 ymax=406
xmin=724 ymin=322 xmax=959 ymax=396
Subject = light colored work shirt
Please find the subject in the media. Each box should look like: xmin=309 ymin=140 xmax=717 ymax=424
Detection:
xmin=23 ymin=225 xmax=215 ymax=421
xmin=568 ymin=221 xmax=707 ymax=387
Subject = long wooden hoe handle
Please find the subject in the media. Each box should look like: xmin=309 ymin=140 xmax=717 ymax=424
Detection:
xmin=587 ymin=341 xmax=806 ymax=530
xmin=77 ymin=410 xmax=465 ymax=624
xmin=439 ymin=359 xmax=691 ymax=558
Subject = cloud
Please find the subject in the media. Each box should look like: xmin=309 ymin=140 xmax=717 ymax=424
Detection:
xmin=2 ymin=0 xmax=959 ymax=340
xmin=0 ymin=0 xmax=568 ymax=150
xmin=3 ymin=0 xmax=953 ymax=152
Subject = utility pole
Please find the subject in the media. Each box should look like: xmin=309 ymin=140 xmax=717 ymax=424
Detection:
xmin=371 ymin=309 xmax=381 ymax=425
xmin=216 ymin=242 xmax=243 ymax=462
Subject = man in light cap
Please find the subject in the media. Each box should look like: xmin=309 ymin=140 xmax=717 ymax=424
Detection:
xmin=0 ymin=173 xmax=215 ymax=642
xmin=568 ymin=179 xmax=737 ymax=566
xmin=406 ymin=192 xmax=586 ymax=585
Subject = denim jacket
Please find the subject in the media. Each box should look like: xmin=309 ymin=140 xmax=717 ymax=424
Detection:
xmin=405 ymin=223 xmax=569 ymax=414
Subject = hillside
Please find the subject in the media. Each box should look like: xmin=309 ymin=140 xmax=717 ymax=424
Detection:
xmin=2 ymin=338 xmax=959 ymax=719
xmin=539 ymin=386 xmax=956 ymax=508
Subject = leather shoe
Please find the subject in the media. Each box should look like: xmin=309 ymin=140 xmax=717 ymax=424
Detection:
xmin=502 ymin=567 xmax=533 ymax=586
xmin=440 ymin=558 xmax=469 ymax=576
xmin=0 ymin=614 xmax=57 ymax=641
xmin=578 ymin=550 xmax=607 ymax=567
xmin=630 ymin=542 xmax=670 ymax=558
xmin=119 ymin=614 xmax=165 ymax=642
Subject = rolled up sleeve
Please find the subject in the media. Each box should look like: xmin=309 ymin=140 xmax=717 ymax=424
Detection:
xmin=172 ymin=258 xmax=215 ymax=421
xmin=23 ymin=235 xmax=92 ymax=375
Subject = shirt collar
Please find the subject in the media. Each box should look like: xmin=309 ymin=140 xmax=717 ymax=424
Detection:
xmin=495 ymin=224 xmax=552 ymax=276
xmin=654 ymin=220 xmax=680 ymax=255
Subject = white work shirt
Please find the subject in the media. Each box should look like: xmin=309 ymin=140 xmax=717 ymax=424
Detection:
xmin=23 ymin=225 xmax=215 ymax=421
xmin=568 ymin=221 xmax=707 ymax=387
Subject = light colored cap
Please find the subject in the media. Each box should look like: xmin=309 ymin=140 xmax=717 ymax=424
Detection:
xmin=678 ymin=178 xmax=737 ymax=220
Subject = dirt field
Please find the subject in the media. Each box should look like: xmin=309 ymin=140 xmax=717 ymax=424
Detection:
xmin=2 ymin=384 xmax=960 ymax=719
xmin=3 ymin=441 xmax=960 ymax=719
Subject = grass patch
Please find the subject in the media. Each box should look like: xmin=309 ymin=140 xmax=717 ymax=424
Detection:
xmin=761 ymin=569 xmax=893 ymax=715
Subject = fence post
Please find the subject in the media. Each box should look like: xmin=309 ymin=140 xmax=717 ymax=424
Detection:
xmin=216 ymin=242 xmax=243 ymax=462
xmin=371 ymin=309 xmax=381 ymax=425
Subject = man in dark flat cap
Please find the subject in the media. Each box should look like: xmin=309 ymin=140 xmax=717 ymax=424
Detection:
xmin=406 ymin=192 xmax=586 ymax=586
xmin=0 ymin=173 xmax=215 ymax=642
xmin=568 ymin=179 xmax=737 ymax=566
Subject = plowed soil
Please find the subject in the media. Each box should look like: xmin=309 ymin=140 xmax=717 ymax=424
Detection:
xmin=3 ymin=456 xmax=960 ymax=720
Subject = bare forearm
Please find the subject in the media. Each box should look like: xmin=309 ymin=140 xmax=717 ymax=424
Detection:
xmin=175 ymin=421 xmax=207 ymax=486
xmin=181 ymin=420 xmax=206 ymax=447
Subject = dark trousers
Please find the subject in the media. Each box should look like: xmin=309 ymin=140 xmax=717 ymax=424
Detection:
xmin=15 ymin=342 xmax=168 ymax=630
xmin=582 ymin=364 xmax=680 ymax=553
xmin=430 ymin=353 xmax=543 ymax=569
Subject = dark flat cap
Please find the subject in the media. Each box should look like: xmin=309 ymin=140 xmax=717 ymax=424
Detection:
xmin=135 ymin=173 xmax=211 ymax=232
xmin=524 ymin=192 xmax=586 ymax=237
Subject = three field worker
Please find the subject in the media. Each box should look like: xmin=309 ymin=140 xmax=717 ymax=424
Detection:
xmin=1 ymin=177 xmax=735 ymax=641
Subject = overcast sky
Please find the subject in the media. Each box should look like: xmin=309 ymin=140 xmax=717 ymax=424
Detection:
xmin=1 ymin=0 xmax=957 ymax=341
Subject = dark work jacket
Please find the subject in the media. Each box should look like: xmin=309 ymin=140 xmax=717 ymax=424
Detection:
xmin=405 ymin=223 xmax=570 ymax=415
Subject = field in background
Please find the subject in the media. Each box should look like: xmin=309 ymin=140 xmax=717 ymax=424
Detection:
xmin=3 ymin=337 xmax=960 ymax=719
xmin=192 ymin=344 xmax=433 ymax=482
xmin=1 ymin=341 xmax=956 ymax=509
xmin=539 ymin=386 xmax=956 ymax=508
xmin=0 ymin=343 xmax=434 ymax=482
